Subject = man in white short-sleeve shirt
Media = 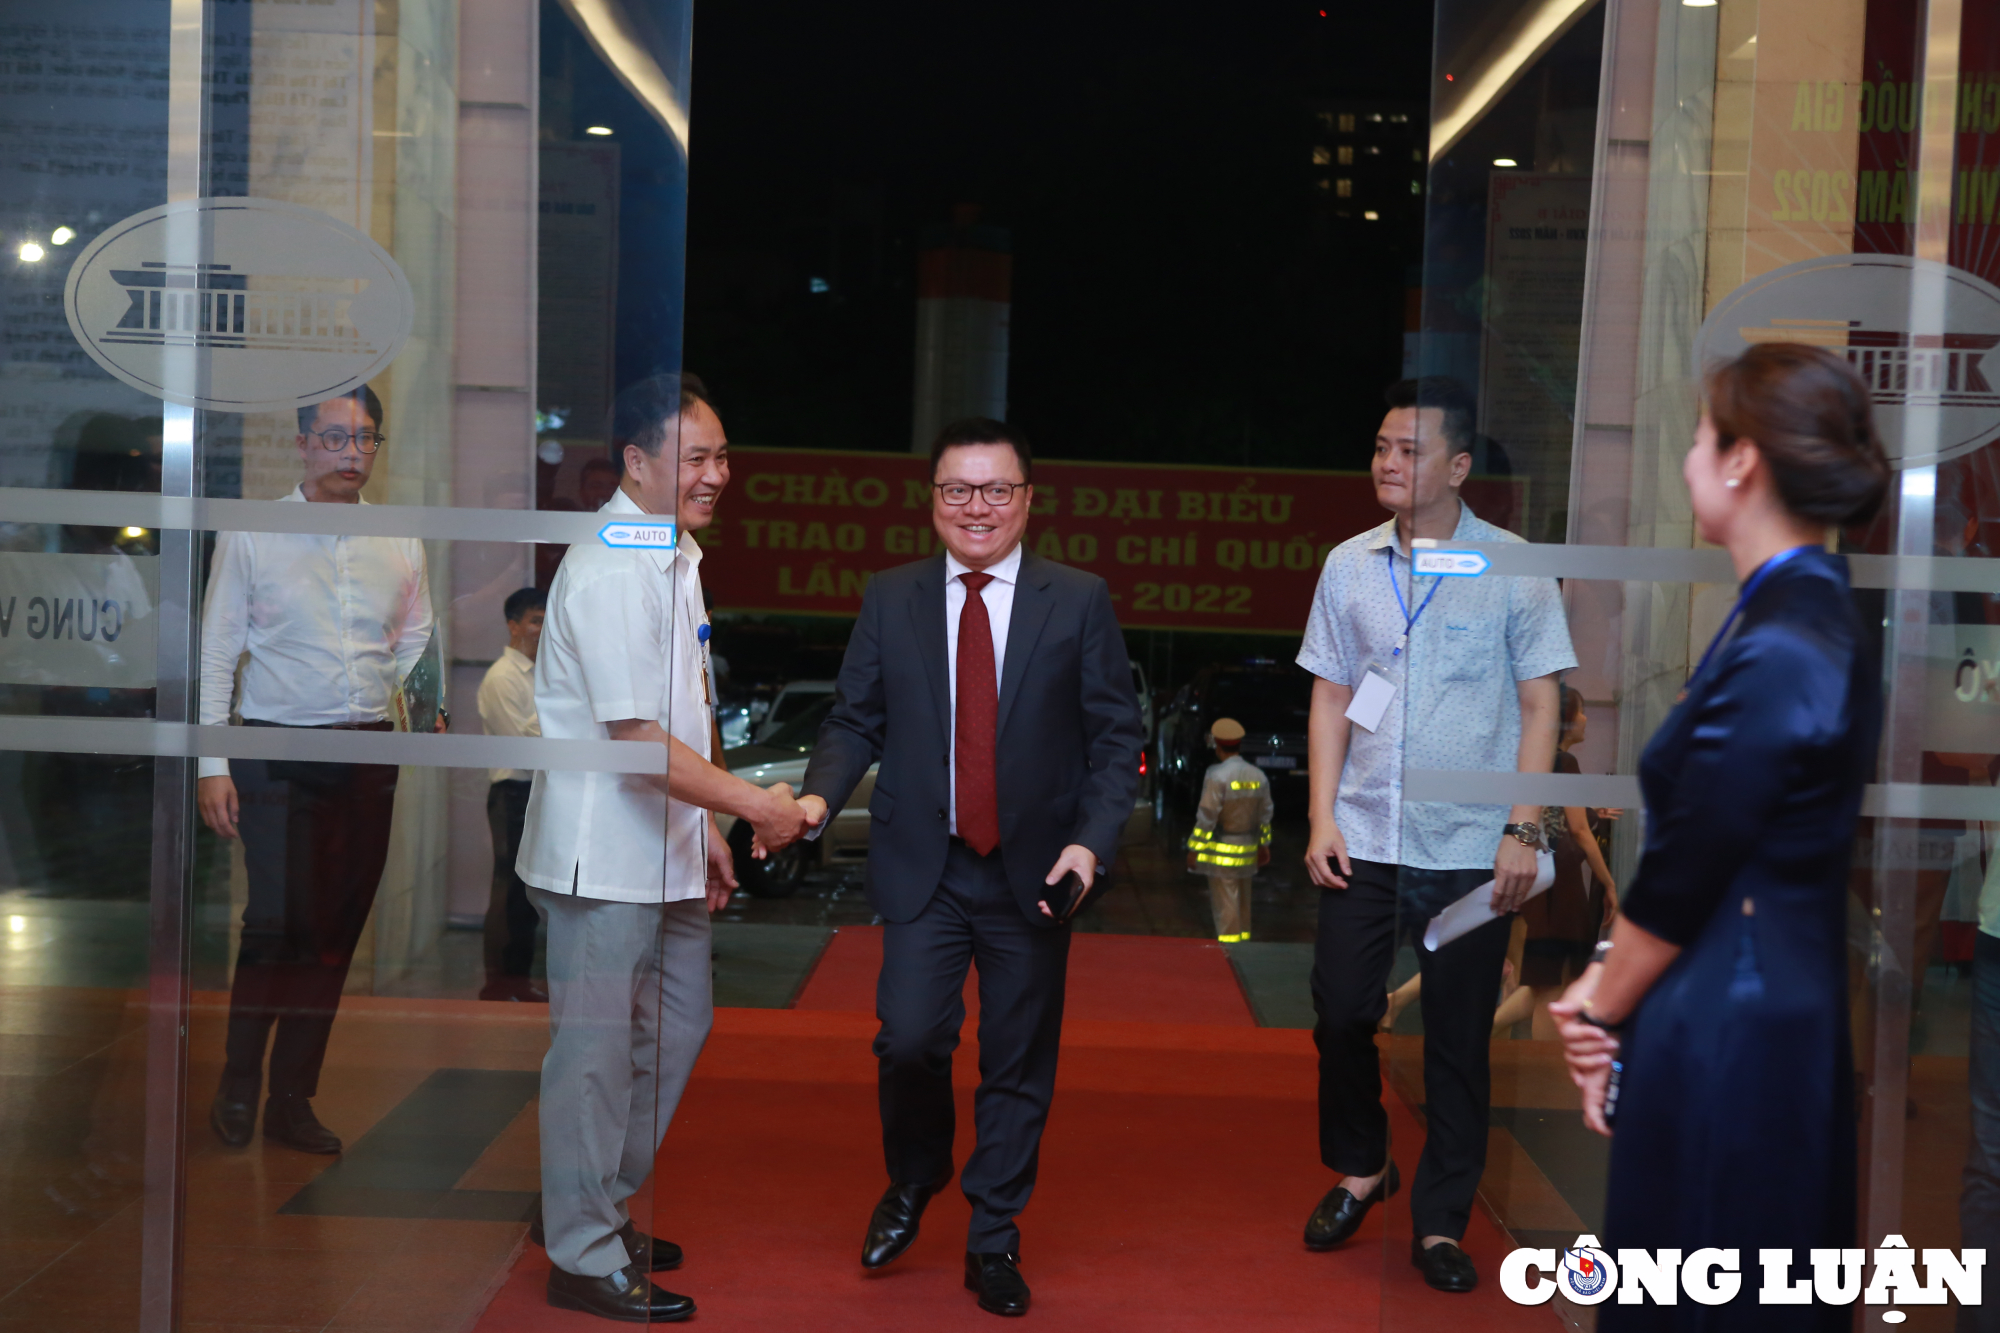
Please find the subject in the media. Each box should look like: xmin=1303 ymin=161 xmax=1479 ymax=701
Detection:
xmin=515 ymin=374 xmax=810 ymax=1325
xmin=1294 ymin=378 xmax=1575 ymax=1294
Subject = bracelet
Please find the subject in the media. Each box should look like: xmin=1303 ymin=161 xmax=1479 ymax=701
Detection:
xmin=1578 ymin=999 xmax=1625 ymax=1033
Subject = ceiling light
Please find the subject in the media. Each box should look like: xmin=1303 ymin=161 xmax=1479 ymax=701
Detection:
xmin=122 ymin=526 xmax=147 ymax=539
xmin=585 ymin=125 xmax=613 ymax=136
xmin=1682 ymin=0 xmax=1717 ymax=6
xmin=50 ymin=226 xmax=74 ymax=245
xmin=1493 ymin=158 xmax=1519 ymax=167
xmin=17 ymin=242 xmax=43 ymax=262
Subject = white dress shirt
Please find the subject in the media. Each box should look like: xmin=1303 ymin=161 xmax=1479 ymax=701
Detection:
xmin=943 ymin=542 xmax=1021 ymax=836
xmin=196 ymin=486 xmax=433 ymax=779
xmin=517 ymin=489 xmax=713 ymax=904
xmin=476 ymin=646 xmax=540 ymax=783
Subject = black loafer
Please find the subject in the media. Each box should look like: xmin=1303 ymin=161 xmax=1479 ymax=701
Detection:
xmin=546 ymin=1265 xmax=693 ymax=1322
xmin=262 ymin=1094 xmax=341 ymax=1154
xmin=210 ymin=1091 xmax=255 ymax=1148
xmin=1304 ymin=1159 xmax=1399 ymax=1250
xmin=964 ymin=1251 xmax=1030 ymax=1316
xmin=1411 ymin=1237 xmax=1478 ymax=1292
xmin=861 ymin=1175 xmax=951 ymax=1269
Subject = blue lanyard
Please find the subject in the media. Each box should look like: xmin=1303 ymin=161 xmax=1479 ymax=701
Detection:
xmin=1385 ymin=546 xmax=1443 ymax=657
xmin=1689 ymin=545 xmax=1814 ymax=684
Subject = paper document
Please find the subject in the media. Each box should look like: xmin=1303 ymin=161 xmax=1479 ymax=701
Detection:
xmin=1343 ymin=667 xmax=1396 ymax=733
xmin=1422 ymin=850 xmax=1556 ymax=951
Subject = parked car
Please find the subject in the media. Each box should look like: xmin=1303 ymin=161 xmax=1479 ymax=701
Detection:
xmin=753 ymin=680 xmax=837 ymax=744
xmin=1154 ymin=660 xmax=1313 ymax=813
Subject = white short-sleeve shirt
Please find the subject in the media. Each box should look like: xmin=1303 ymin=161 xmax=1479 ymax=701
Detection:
xmin=1296 ymin=503 xmax=1576 ymax=870
xmin=517 ymin=489 xmax=713 ymax=903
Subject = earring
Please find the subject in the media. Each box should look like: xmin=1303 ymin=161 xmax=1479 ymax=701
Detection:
xmin=1724 ymin=478 xmax=1741 ymax=488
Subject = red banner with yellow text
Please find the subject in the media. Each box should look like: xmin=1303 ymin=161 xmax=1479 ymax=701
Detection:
xmin=700 ymin=447 xmax=1526 ymax=633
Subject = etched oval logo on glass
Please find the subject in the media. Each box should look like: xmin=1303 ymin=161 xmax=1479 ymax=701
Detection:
xmin=62 ymin=198 xmax=415 ymax=413
xmin=1697 ymin=254 xmax=2000 ymax=469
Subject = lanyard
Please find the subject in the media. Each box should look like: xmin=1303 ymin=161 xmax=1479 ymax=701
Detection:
xmin=1688 ymin=545 xmax=1814 ymax=684
xmin=1384 ymin=546 xmax=1443 ymax=657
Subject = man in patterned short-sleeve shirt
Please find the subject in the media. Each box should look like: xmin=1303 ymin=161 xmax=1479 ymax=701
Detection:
xmin=1293 ymin=377 xmax=1576 ymax=1293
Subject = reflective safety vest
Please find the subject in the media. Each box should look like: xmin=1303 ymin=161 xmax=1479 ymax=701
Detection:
xmin=1186 ymin=754 xmax=1274 ymax=874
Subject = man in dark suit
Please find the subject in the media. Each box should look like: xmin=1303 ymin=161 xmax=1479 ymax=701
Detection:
xmin=797 ymin=417 xmax=1143 ymax=1317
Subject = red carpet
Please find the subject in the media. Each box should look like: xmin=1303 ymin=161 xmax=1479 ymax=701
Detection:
xmin=468 ymin=933 xmax=1557 ymax=1331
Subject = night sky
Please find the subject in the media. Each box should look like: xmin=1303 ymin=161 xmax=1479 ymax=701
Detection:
xmin=679 ymin=0 xmax=1436 ymax=472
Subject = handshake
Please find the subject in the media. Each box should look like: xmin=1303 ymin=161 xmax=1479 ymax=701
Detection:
xmin=742 ymin=783 xmax=828 ymax=861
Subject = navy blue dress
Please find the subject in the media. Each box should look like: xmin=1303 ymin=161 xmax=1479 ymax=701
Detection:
xmin=1601 ymin=549 xmax=1878 ymax=1330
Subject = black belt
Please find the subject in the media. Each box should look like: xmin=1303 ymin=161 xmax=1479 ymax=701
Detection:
xmin=242 ymin=718 xmax=395 ymax=732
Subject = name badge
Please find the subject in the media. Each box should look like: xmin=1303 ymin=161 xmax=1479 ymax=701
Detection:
xmin=1344 ymin=665 xmax=1397 ymax=733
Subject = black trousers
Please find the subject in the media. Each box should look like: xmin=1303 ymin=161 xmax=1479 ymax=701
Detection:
xmin=1312 ymin=856 xmax=1512 ymax=1241
xmin=876 ymin=840 xmax=1071 ymax=1254
xmin=483 ymin=779 xmax=536 ymax=979
xmin=222 ymin=755 xmax=398 ymax=1099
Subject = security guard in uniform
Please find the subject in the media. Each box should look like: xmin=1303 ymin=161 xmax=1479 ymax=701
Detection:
xmin=1185 ymin=717 xmax=1273 ymax=942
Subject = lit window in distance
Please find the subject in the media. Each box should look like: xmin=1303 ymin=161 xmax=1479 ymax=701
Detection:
xmin=1312 ymin=146 xmax=1331 ymax=165
xmin=50 ymin=226 xmax=74 ymax=245
xmin=1335 ymin=179 xmax=1353 ymax=197
xmin=17 ymin=241 xmax=42 ymax=262
xmin=1363 ymin=211 xmax=1380 ymax=221
xmin=1338 ymin=112 xmax=1355 ymax=132
xmin=808 ymin=277 xmax=829 ymax=293
xmin=1493 ymin=158 xmax=1519 ymax=167
xmin=585 ymin=125 xmax=613 ymax=136
xmin=1337 ymin=145 xmax=1353 ymax=165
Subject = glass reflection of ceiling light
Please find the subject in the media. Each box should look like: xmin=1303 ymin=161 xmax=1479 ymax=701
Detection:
xmin=50 ymin=226 xmax=75 ymax=245
xmin=1682 ymin=0 xmax=1718 ymax=6
xmin=122 ymin=526 xmax=147 ymax=539
xmin=1493 ymin=158 xmax=1518 ymax=167
xmin=586 ymin=125 xmax=613 ymax=136
xmin=7 ymin=915 xmax=24 ymax=933
xmin=1429 ymin=0 xmax=1596 ymax=161
xmin=1363 ymin=211 xmax=1380 ymax=220
xmin=17 ymin=241 xmax=43 ymax=262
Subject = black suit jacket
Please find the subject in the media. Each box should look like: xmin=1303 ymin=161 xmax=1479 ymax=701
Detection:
xmin=802 ymin=550 xmax=1144 ymax=926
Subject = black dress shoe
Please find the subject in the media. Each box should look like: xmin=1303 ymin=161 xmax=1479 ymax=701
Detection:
xmin=964 ymin=1251 xmax=1030 ymax=1317
xmin=861 ymin=1176 xmax=950 ymax=1269
xmin=262 ymin=1094 xmax=341 ymax=1154
xmin=1304 ymin=1159 xmax=1399 ymax=1250
xmin=210 ymin=1091 xmax=255 ymax=1148
xmin=527 ymin=1202 xmax=684 ymax=1273
xmin=1411 ymin=1237 xmax=1478 ymax=1292
xmin=617 ymin=1220 xmax=683 ymax=1272
xmin=546 ymin=1265 xmax=693 ymax=1323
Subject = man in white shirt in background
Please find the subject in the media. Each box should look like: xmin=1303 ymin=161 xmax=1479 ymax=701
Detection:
xmin=476 ymin=586 xmax=547 ymax=1002
xmin=195 ymin=384 xmax=437 ymax=1156
xmin=517 ymin=372 xmax=812 ymax=1323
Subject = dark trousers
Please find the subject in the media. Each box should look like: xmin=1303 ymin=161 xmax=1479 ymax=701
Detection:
xmin=1311 ymin=856 xmax=1511 ymax=1241
xmin=876 ymin=840 xmax=1071 ymax=1254
xmin=483 ymin=780 xmax=536 ymax=979
xmin=222 ymin=755 xmax=399 ymax=1099
xmin=1962 ymin=931 xmax=2000 ymax=1332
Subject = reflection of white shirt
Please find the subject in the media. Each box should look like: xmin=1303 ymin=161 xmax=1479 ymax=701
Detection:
xmin=477 ymin=646 xmax=540 ymax=783
xmin=518 ymin=489 xmax=712 ymax=904
xmin=196 ymin=486 xmax=433 ymax=779
xmin=943 ymin=542 xmax=1021 ymax=836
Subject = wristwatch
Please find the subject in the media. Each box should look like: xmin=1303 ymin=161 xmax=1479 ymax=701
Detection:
xmin=1502 ymin=821 xmax=1542 ymax=848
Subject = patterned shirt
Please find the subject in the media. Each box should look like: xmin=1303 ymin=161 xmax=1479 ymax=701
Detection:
xmin=1296 ymin=504 xmax=1576 ymax=870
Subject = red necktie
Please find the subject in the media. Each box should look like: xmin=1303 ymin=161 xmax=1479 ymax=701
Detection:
xmin=955 ymin=572 xmax=1001 ymax=855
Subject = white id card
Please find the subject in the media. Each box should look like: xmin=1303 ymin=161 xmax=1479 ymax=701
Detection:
xmin=1343 ymin=666 xmax=1396 ymax=733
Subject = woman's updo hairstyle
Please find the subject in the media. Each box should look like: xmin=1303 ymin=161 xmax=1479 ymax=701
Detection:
xmin=1704 ymin=342 xmax=1890 ymax=527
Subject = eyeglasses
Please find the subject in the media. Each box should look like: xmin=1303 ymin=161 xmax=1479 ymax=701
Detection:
xmin=934 ymin=481 xmax=1027 ymax=506
xmin=307 ymin=429 xmax=386 ymax=454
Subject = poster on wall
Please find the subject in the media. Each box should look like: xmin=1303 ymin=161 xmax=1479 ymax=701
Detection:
xmin=700 ymin=447 xmax=1525 ymax=634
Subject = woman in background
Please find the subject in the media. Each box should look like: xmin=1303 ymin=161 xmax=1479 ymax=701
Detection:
xmin=1552 ymin=342 xmax=1886 ymax=1329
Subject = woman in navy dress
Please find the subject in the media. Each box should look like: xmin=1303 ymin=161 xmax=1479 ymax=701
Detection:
xmin=1551 ymin=343 xmax=1888 ymax=1329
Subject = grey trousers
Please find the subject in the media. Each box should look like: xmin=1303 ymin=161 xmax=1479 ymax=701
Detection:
xmin=531 ymin=888 xmax=713 ymax=1278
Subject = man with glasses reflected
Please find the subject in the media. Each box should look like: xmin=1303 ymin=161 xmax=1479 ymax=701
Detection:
xmin=197 ymin=385 xmax=438 ymax=1155
xmin=515 ymin=373 xmax=813 ymax=1323
xmin=1297 ymin=377 xmax=1574 ymax=1292
xmin=798 ymin=418 xmax=1144 ymax=1318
